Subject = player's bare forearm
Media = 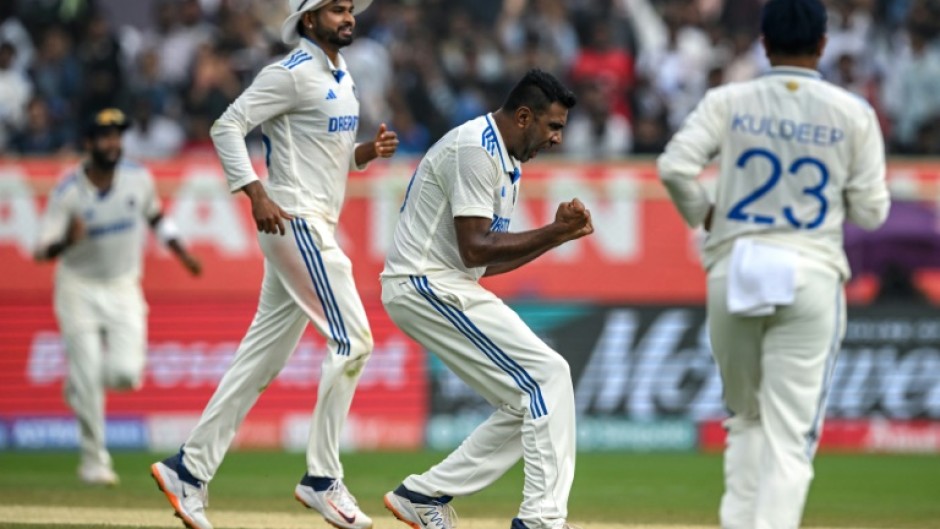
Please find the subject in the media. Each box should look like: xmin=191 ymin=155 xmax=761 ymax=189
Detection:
xmin=483 ymin=245 xmax=556 ymax=276
xmin=240 ymin=181 xmax=293 ymax=235
xmin=456 ymin=218 xmax=567 ymax=269
xmin=167 ymin=239 xmax=202 ymax=276
xmin=355 ymin=124 xmax=399 ymax=166
xmin=457 ymin=199 xmax=593 ymax=270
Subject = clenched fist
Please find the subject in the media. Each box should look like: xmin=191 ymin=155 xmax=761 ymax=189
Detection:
xmin=554 ymin=198 xmax=594 ymax=241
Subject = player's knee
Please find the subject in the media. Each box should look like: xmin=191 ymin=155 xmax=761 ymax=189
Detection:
xmin=107 ymin=368 xmax=143 ymax=391
xmin=346 ymin=331 xmax=374 ymax=360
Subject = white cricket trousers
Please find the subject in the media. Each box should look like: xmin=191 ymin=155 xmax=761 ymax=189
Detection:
xmin=183 ymin=216 xmax=372 ymax=481
xmin=382 ymin=274 xmax=576 ymax=529
xmin=54 ymin=267 xmax=147 ymax=468
xmin=707 ymin=258 xmax=845 ymax=529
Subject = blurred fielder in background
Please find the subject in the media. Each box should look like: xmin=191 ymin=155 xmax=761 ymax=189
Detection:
xmin=380 ymin=69 xmax=589 ymax=529
xmin=657 ymin=0 xmax=890 ymax=528
xmin=34 ymin=108 xmax=202 ymax=487
xmin=150 ymin=1 xmax=398 ymax=529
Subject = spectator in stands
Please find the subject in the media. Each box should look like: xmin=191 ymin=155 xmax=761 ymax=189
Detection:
xmin=182 ymin=43 xmax=241 ymax=141
xmin=128 ymin=48 xmax=180 ymax=118
xmin=570 ymin=17 xmax=634 ymax=120
xmin=122 ymin=93 xmax=185 ymax=160
xmin=562 ymin=79 xmax=632 ymax=159
xmin=214 ymin=4 xmax=270 ymax=85
xmin=343 ymin=17 xmax=394 ymax=142
xmin=630 ymin=111 xmax=670 ymax=155
xmin=635 ymin=2 xmax=712 ymax=128
xmin=77 ymin=13 xmax=126 ymax=129
xmin=723 ymin=30 xmax=765 ymax=83
xmin=883 ymin=20 xmax=940 ymax=153
xmin=0 ymin=3 xmax=34 ymax=73
xmin=499 ymin=0 xmax=579 ymax=76
xmin=143 ymin=0 xmax=214 ymax=91
xmin=3 ymin=0 xmax=940 ymax=158
xmin=0 ymin=41 xmax=33 ymax=150
xmin=819 ymin=0 xmax=873 ymax=74
xmin=9 ymin=96 xmax=73 ymax=156
xmin=30 ymin=26 xmax=82 ymax=124
xmin=388 ymin=97 xmax=431 ymax=156
xmin=16 ymin=0 xmax=95 ymax=44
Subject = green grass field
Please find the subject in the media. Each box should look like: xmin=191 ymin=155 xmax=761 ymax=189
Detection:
xmin=0 ymin=451 xmax=938 ymax=528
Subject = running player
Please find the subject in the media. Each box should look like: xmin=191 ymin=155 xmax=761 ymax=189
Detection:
xmin=35 ymin=108 xmax=202 ymax=486
xmin=380 ymin=69 xmax=589 ymax=529
xmin=150 ymin=1 xmax=397 ymax=529
xmin=657 ymin=1 xmax=890 ymax=528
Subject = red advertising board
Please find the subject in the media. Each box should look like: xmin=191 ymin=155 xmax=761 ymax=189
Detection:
xmin=3 ymin=157 xmax=940 ymax=304
xmin=699 ymin=419 xmax=940 ymax=453
xmin=0 ymin=299 xmax=427 ymax=450
xmin=3 ymin=157 xmax=940 ymax=451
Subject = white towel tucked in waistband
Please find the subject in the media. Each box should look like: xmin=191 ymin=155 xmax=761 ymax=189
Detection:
xmin=727 ymin=238 xmax=797 ymax=316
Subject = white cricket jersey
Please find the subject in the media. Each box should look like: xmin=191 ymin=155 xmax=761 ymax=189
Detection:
xmin=657 ymin=66 xmax=890 ymax=279
xmin=38 ymin=161 xmax=161 ymax=280
xmin=382 ymin=114 xmax=522 ymax=282
xmin=210 ymin=36 xmax=364 ymax=223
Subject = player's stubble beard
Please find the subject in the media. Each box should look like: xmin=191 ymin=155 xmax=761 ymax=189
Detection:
xmin=90 ymin=146 xmax=121 ymax=172
xmin=520 ymin=126 xmax=544 ymax=162
xmin=314 ymin=18 xmax=354 ymax=48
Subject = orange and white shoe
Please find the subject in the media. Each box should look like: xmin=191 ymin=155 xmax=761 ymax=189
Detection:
xmin=295 ymin=476 xmax=373 ymax=529
xmin=384 ymin=485 xmax=457 ymax=529
xmin=150 ymin=451 xmax=212 ymax=529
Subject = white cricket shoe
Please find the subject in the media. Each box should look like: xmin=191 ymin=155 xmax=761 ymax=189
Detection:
xmin=295 ymin=477 xmax=373 ymax=529
xmin=78 ymin=461 xmax=119 ymax=486
xmin=384 ymin=487 xmax=458 ymax=529
xmin=150 ymin=451 xmax=213 ymax=529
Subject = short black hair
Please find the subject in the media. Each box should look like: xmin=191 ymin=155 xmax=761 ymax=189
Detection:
xmin=761 ymin=0 xmax=827 ymax=56
xmin=502 ymin=69 xmax=577 ymax=114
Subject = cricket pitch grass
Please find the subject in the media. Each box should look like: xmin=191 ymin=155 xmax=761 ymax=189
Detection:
xmin=1 ymin=451 xmax=938 ymax=529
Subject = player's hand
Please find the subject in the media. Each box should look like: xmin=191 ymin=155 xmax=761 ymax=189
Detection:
xmin=554 ymin=198 xmax=594 ymax=240
xmin=251 ymin=195 xmax=293 ymax=235
xmin=180 ymin=253 xmax=202 ymax=276
xmin=373 ymin=123 xmax=399 ymax=158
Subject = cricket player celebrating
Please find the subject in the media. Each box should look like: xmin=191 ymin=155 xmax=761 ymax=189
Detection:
xmin=150 ymin=1 xmax=398 ymax=529
xmin=35 ymin=108 xmax=202 ymax=486
xmin=381 ymin=69 xmax=590 ymax=529
xmin=657 ymin=1 xmax=890 ymax=528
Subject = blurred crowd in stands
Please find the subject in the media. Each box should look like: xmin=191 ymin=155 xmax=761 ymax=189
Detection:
xmin=1 ymin=0 xmax=939 ymax=160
